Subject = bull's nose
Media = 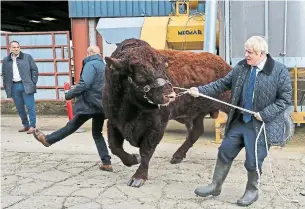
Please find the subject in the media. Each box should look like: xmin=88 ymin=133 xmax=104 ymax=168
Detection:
xmin=165 ymin=92 xmax=176 ymax=99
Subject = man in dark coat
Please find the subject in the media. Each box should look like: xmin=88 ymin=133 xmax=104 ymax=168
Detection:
xmin=189 ymin=36 xmax=292 ymax=206
xmin=33 ymin=46 xmax=113 ymax=171
xmin=2 ymin=40 xmax=38 ymax=134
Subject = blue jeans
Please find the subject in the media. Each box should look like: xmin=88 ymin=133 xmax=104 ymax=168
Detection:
xmin=218 ymin=119 xmax=270 ymax=173
xmin=11 ymin=83 xmax=36 ymax=128
xmin=45 ymin=113 xmax=111 ymax=164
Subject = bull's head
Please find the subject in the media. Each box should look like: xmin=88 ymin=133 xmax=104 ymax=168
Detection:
xmin=105 ymin=46 xmax=176 ymax=108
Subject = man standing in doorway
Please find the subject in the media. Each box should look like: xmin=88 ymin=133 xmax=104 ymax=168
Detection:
xmin=33 ymin=46 xmax=113 ymax=172
xmin=2 ymin=40 xmax=38 ymax=134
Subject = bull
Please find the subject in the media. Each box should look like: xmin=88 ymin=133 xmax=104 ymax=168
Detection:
xmin=103 ymin=38 xmax=232 ymax=187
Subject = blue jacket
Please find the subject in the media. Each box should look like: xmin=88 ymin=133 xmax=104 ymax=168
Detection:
xmin=65 ymin=54 xmax=105 ymax=115
xmin=198 ymin=54 xmax=292 ymax=145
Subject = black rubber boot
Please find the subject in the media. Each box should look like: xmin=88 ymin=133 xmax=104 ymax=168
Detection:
xmin=194 ymin=158 xmax=232 ymax=197
xmin=237 ymin=171 xmax=259 ymax=207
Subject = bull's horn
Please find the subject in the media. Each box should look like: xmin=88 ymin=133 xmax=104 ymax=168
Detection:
xmin=105 ymin=57 xmax=124 ymax=70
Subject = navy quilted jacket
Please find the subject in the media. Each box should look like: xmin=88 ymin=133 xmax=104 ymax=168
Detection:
xmin=198 ymin=54 xmax=292 ymax=145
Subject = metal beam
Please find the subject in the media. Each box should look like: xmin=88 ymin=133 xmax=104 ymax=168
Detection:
xmin=204 ymin=0 xmax=218 ymax=53
xmin=1 ymin=24 xmax=29 ymax=32
xmin=1 ymin=9 xmax=68 ymax=22
xmin=71 ymin=18 xmax=89 ymax=83
xmin=88 ymin=19 xmax=97 ymax=46
xmin=225 ymin=0 xmax=230 ymax=64
xmin=48 ymin=10 xmax=70 ymax=18
xmin=1 ymin=21 xmax=35 ymax=28
xmin=1 ymin=20 xmax=70 ymax=32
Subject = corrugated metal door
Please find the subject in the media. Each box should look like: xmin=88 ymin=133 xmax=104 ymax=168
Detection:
xmin=68 ymin=0 xmax=205 ymax=18
xmin=1 ymin=31 xmax=72 ymax=101
xmin=228 ymin=1 xmax=305 ymax=67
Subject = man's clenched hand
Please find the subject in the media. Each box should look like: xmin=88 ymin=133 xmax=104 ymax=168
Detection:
xmin=188 ymin=87 xmax=200 ymax=97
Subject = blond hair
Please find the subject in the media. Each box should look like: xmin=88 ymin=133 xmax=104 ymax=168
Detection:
xmin=245 ymin=36 xmax=269 ymax=55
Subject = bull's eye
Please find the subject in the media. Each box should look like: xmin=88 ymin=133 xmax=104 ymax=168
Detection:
xmin=143 ymin=85 xmax=150 ymax=92
xmin=135 ymin=73 xmax=147 ymax=83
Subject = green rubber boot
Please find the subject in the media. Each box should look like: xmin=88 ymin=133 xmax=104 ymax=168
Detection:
xmin=194 ymin=158 xmax=232 ymax=197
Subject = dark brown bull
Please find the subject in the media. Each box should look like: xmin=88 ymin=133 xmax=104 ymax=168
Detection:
xmin=103 ymin=38 xmax=232 ymax=187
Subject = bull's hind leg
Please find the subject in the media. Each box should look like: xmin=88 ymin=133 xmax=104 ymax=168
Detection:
xmin=170 ymin=113 xmax=207 ymax=164
xmin=107 ymin=121 xmax=140 ymax=167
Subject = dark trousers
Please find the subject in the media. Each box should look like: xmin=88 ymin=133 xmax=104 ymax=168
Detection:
xmin=11 ymin=83 xmax=36 ymax=128
xmin=218 ymin=117 xmax=270 ymax=173
xmin=45 ymin=113 xmax=111 ymax=165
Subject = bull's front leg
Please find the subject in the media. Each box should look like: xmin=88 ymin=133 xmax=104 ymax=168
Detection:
xmin=127 ymin=128 xmax=165 ymax=188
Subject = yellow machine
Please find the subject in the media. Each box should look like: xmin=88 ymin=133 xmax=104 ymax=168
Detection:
xmin=140 ymin=0 xmax=220 ymax=51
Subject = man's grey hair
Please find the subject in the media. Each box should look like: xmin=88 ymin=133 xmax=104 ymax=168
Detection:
xmin=87 ymin=45 xmax=100 ymax=55
xmin=245 ymin=36 xmax=269 ymax=55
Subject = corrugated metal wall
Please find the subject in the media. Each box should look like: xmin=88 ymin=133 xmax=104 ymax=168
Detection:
xmin=229 ymin=0 xmax=305 ymax=67
xmin=68 ymin=0 xmax=205 ymax=18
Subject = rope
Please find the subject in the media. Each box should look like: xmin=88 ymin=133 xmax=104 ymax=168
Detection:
xmin=173 ymin=87 xmax=256 ymax=114
xmin=172 ymin=86 xmax=299 ymax=203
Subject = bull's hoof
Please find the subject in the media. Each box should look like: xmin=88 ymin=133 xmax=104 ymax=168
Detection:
xmin=170 ymin=157 xmax=183 ymax=164
xmin=127 ymin=177 xmax=146 ymax=188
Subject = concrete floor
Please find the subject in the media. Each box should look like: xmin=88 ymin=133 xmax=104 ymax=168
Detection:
xmin=1 ymin=115 xmax=305 ymax=209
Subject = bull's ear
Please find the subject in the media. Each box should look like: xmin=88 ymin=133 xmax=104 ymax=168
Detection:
xmin=105 ymin=57 xmax=124 ymax=70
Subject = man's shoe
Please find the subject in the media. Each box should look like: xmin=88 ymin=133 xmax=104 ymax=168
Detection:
xmin=27 ymin=127 xmax=35 ymax=134
xmin=99 ymin=164 xmax=113 ymax=172
xmin=18 ymin=127 xmax=29 ymax=132
xmin=33 ymin=129 xmax=51 ymax=147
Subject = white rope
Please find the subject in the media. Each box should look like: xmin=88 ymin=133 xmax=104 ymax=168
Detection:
xmin=173 ymin=87 xmax=256 ymax=114
xmin=262 ymin=125 xmax=299 ymax=203
xmin=173 ymin=87 xmax=299 ymax=203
